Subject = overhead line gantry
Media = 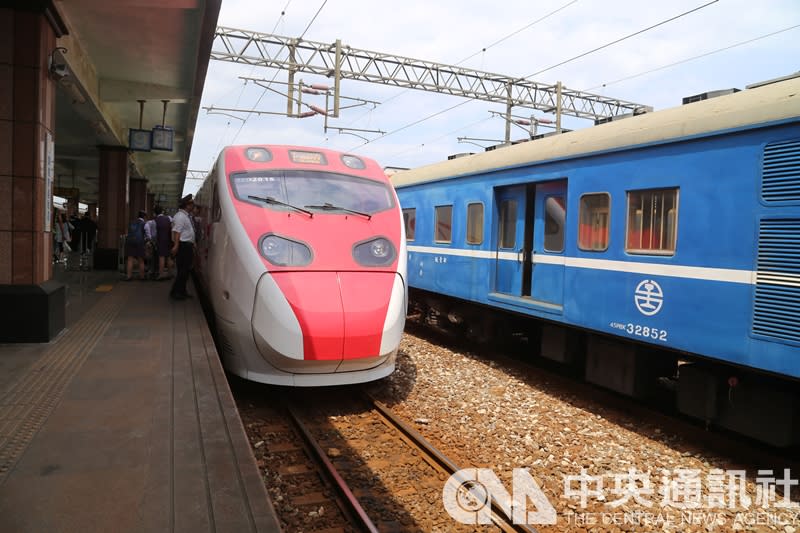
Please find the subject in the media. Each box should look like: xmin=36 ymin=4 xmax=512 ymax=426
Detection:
xmin=211 ymin=26 xmax=652 ymax=143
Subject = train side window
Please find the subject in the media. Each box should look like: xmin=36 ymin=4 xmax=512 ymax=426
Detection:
xmin=499 ymin=199 xmax=517 ymax=248
xmin=626 ymin=188 xmax=678 ymax=255
xmin=544 ymin=195 xmax=565 ymax=252
xmin=466 ymin=202 xmax=484 ymax=245
xmin=434 ymin=205 xmax=452 ymax=243
xmin=578 ymin=193 xmax=610 ymax=251
xmin=403 ymin=208 xmax=416 ymax=241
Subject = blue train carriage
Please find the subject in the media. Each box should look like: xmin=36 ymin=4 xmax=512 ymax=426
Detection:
xmin=392 ymin=75 xmax=800 ymax=446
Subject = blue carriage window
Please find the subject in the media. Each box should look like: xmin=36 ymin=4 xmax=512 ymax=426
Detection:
xmin=466 ymin=203 xmax=484 ymax=245
xmin=403 ymin=208 xmax=416 ymax=241
xmin=544 ymin=195 xmax=565 ymax=252
xmin=578 ymin=193 xmax=610 ymax=251
xmin=499 ymin=200 xmax=517 ymax=249
xmin=435 ymin=205 xmax=452 ymax=243
xmin=626 ymin=188 xmax=678 ymax=255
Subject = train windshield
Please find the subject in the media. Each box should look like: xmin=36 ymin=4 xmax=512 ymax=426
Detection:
xmin=230 ymin=170 xmax=395 ymax=214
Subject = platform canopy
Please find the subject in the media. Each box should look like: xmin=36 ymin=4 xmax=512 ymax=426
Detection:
xmin=50 ymin=0 xmax=220 ymax=205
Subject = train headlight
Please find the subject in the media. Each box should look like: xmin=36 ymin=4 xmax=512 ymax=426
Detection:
xmin=353 ymin=237 xmax=396 ymax=267
xmin=258 ymin=234 xmax=312 ymax=266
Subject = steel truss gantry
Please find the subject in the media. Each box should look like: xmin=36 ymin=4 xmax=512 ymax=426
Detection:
xmin=211 ymin=26 xmax=652 ymax=141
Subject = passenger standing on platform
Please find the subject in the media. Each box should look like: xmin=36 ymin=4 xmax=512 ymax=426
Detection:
xmin=124 ymin=210 xmax=147 ymax=281
xmin=54 ymin=213 xmax=74 ymax=263
xmin=81 ymin=212 xmax=97 ymax=254
xmin=170 ymin=195 xmax=195 ymax=300
xmin=154 ymin=206 xmax=173 ymax=280
xmin=144 ymin=211 xmax=158 ymax=279
xmin=69 ymin=212 xmax=82 ymax=254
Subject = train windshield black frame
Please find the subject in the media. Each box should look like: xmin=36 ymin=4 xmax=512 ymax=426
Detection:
xmin=230 ymin=170 xmax=395 ymax=215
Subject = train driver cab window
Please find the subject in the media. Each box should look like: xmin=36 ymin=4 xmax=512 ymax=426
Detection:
xmin=544 ymin=195 xmax=565 ymax=252
xmin=403 ymin=208 xmax=416 ymax=241
xmin=435 ymin=205 xmax=452 ymax=243
xmin=578 ymin=193 xmax=610 ymax=251
xmin=626 ymin=188 xmax=678 ymax=255
xmin=466 ymin=202 xmax=484 ymax=244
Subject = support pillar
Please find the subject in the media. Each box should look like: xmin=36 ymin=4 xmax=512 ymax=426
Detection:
xmin=95 ymin=146 xmax=129 ymax=270
xmin=0 ymin=4 xmax=68 ymax=342
xmin=129 ymin=177 xmax=147 ymax=219
xmin=146 ymin=192 xmax=155 ymax=216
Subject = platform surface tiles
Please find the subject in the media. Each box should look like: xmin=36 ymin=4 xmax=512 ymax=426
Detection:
xmin=0 ymin=267 xmax=281 ymax=532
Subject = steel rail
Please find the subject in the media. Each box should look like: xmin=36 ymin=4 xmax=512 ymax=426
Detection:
xmin=285 ymin=405 xmax=380 ymax=533
xmin=367 ymin=395 xmax=539 ymax=533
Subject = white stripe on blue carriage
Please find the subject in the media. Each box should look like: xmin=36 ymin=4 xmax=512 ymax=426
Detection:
xmin=407 ymin=245 xmax=760 ymax=285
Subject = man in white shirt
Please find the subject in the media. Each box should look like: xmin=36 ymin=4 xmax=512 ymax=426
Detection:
xmin=170 ymin=194 xmax=196 ymax=300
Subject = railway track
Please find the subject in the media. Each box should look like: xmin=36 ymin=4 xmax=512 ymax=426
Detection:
xmin=234 ymin=382 xmax=539 ymax=532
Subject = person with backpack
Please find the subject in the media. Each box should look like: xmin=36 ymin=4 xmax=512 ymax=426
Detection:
xmin=124 ymin=210 xmax=147 ymax=281
xmin=154 ymin=205 xmax=173 ymax=280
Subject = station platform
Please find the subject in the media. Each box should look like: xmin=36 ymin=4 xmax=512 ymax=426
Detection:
xmin=0 ymin=265 xmax=281 ymax=532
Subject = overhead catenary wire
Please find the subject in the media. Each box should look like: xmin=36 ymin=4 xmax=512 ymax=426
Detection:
xmin=299 ymin=0 xmax=328 ymax=40
xmin=198 ymin=2 xmax=796 ymax=179
xmin=230 ymin=0 xmax=328 ymax=146
xmin=348 ymin=0 xmax=721 ymax=153
xmin=208 ymin=0 xmax=293 ymax=164
xmin=347 ymin=98 xmax=478 ymax=152
xmin=583 ymin=22 xmax=800 ymax=91
xmin=524 ymin=0 xmax=719 ymax=79
xmin=383 ymin=114 xmax=496 ymax=162
xmin=343 ymin=0 xmax=579 ymax=128
xmin=455 ymin=0 xmax=578 ymax=67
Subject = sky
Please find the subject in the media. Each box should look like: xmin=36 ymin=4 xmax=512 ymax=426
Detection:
xmin=184 ymin=0 xmax=800 ymax=194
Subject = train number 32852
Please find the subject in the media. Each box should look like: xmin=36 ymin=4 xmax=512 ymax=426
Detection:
xmin=609 ymin=322 xmax=668 ymax=342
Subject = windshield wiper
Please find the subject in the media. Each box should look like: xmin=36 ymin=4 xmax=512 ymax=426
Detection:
xmin=304 ymin=202 xmax=371 ymax=220
xmin=248 ymin=195 xmax=313 ymax=217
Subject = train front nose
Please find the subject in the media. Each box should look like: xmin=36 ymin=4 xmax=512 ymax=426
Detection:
xmin=251 ymin=271 xmax=405 ymax=373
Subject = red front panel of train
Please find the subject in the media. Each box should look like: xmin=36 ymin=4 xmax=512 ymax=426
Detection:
xmin=272 ymin=271 xmax=395 ymax=360
xmin=338 ymin=271 xmax=395 ymax=358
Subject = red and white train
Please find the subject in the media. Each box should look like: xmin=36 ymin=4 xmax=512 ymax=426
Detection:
xmin=193 ymin=145 xmax=407 ymax=386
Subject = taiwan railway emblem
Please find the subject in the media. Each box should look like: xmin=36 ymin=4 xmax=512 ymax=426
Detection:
xmin=634 ymin=279 xmax=664 ymax=316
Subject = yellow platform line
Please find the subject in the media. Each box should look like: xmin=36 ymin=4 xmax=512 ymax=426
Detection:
xmin=0 ymin=288 xmax=126 ymax=484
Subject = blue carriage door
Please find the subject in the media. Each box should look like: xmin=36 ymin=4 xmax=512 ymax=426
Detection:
xmin=494 ymin=185 xmax=529 ymax=295
xmin=530 ymin=181 xmax=567 ymax=307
